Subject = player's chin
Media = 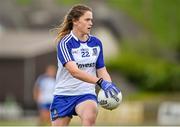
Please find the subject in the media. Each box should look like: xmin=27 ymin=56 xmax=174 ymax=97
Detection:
xmin=86 ymin=29 xmax=91 ymax=34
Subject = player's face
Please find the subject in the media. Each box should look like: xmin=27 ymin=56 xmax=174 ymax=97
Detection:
xmin=74 ymin=11 xmax=93 ymax=35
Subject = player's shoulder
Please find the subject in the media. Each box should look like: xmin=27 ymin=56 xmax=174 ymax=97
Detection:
xmin=36 ymin=74 xmax=47 ymax=85
xmin=59 ymin=34 xmax=73 ymax=44
xmin=37 ymin=74 xmax=48 ymax=81
xmin=90 ymin=35 xmax=101 ymax=42
xmin=89 ymin=35 xmax=102 ymax=46
xmin=57 ymin=33 xmax=77 ymax=50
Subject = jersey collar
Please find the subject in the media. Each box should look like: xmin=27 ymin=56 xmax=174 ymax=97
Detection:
xmin=70 ymin=31 xmax=78 ymax=41
xmin=70 ymin=31 xmax=91 ymax=43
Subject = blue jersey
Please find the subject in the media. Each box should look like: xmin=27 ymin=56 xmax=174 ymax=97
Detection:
xmin=54 ymin=31 xmax=105 ymax=96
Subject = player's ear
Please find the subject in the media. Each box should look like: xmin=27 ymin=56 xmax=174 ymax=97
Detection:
xmin=72 ymin=18 xmax=79 ymax=26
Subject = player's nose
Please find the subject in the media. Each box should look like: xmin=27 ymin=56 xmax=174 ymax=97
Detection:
xmin=90 ymin=20 xmax=93 ymax=26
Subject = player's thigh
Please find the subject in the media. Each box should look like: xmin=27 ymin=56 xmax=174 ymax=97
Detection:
xmin=51 ymin=117 xmax=71 ymax=126
xmin=75 ymin=100 xmax=98 ymax=119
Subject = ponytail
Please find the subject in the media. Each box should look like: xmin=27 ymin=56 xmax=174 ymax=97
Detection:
xmin=55 ymin=15 xmax=73 ymax=42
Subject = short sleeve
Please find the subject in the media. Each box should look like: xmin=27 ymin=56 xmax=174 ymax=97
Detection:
xmin=96 ymin=40 xmax=105 ymax=69
xmin=35 ymin=75 xmax=44 ymax=86
xmin=57 ymin=37 xmax=75 ymax=66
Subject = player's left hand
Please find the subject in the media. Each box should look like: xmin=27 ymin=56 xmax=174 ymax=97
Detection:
xmin=96 ymin=78 xmax=120 ymax=98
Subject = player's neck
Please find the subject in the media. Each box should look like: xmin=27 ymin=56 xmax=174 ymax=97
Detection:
xmin=72 ymin=29 xmax=88 ymax=42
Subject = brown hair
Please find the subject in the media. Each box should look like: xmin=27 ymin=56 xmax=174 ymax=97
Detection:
xmin=55 ymin=4 xmax=92 ymax=42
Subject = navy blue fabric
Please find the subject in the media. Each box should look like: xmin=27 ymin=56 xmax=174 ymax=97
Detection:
xmin=50 ymin=94 xmax=97 ymax=121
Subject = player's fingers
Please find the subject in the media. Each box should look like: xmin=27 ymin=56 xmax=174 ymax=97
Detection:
xmin=111 ymin=87 xmax=119 ymax=95
xmin=114 ymin=86 xmax=120 ymax=93
xmin=111 ymin=83 xmax=120 ymax=92
xmin=104 ymin=90 xmax=109 ymax=98
xmin=109 ymin=90 xmax=113 ymax=97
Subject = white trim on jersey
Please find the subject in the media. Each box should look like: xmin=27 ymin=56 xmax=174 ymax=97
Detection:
xmin=70 ymin=31 xmax=78 ymax=41
xmin=60 ymin=34 xmax=72 ymax=62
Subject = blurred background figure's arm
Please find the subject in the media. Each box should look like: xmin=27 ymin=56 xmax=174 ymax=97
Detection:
xmin=33 ymin=83 xmax=40 ymax=103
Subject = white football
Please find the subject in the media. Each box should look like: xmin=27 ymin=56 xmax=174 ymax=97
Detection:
xmin=98 ymin=89 xmax=122 ymax=110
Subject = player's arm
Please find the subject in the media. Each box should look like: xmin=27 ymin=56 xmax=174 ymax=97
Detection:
xmin=65 ymin=60 xmax=120 ymax=97
xmin=33 ymin=83 xmax=40 ymax=102
xmin=95 ymin=39 xmax=112 ymax=82
xmin=96 ymin=67 xmax=111 ymax=82
xmin=65 ymin=61 xmax=100 ymax=84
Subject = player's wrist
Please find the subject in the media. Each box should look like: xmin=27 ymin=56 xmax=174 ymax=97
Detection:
xmin=96 ymin=78 xmax=103 ymax=87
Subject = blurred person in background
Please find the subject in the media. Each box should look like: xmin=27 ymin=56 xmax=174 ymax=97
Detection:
xmin=50 ymin=4 xmax=120 ymax=126
xmin=33 ymin=64 xmax=56 ymax=125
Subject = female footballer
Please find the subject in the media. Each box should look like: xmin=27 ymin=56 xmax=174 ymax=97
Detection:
xmin=50 ymin=4 xmax=120 ymax=126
